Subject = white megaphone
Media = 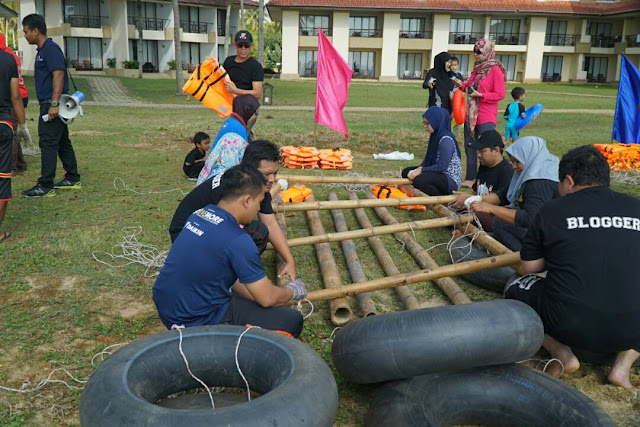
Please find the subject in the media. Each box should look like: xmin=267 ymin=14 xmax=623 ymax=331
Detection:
xmin=58 ymin=91 xmax=85 ymax=125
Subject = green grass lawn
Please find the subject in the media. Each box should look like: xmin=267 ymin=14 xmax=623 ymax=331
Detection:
xmin=0 ymin=79 xmax=637 ymax=426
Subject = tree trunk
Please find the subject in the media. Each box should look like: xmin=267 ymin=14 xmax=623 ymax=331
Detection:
xmin=172 ymin=0 xmax=184 ymax=94
xmin=224 ymin=0 xmax=232 ymax=59
xmin=136 ymin=0 xmax=143 ymax=79
xmin=258 ymin=0 xmax=264 ymax=66
xmin=240 ymin=0 xmax=245 ymax=30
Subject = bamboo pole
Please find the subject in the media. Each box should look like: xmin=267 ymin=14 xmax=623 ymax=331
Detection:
xmin=328 ymin=193 xmax=377 ymax=317
xmin=350 ymin=193 xmax=420 ymax=310
xmin=279 ymin=174 xmax=412 ymax=185
xmin=365 ymin=193 xmax=472 ymax=305
xmin=399 ymin=184 xmax=526 ymax=276
xmin=272 ymin=187 xmax=291 ymax=287
xmin=267 ymin=215 xmax=473 ymax=250
xmin=306 ymin=195 xmax=354 ymax=326
xmin=305 ymin=252 xmax=521 ymax=302
xmin=273 ymin=195 xmax=456 ymax=213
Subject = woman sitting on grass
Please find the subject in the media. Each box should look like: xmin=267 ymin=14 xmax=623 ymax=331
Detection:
xmin=197 ymin=95 xmax=260 ymax=185
xmin=401 ymin=106 xmax=462 ymax=196
xmin=468 ymin=136 xmax=559 ymax=251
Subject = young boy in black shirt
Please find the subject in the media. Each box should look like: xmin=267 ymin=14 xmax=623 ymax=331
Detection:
xmin=506 ymin=145 xmax=640 ymax=388
xmin=183 ymin=132 xmax=210 ymax=179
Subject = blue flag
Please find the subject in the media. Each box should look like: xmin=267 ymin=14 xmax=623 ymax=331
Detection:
xmin=612 ymin=55 xmax=640 ymax=144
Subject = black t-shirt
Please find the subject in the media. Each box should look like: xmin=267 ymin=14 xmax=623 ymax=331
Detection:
xmin=521 ymin=186 xmax=640 ymax=352
xmin=472 ymin=158 xmax=513 ymax=194
xmin=183 ymin=147 xmax=206 ymax=178
xmin=0 ymin=51 xmax=18 ymax=122
xmin=495 ymin=179 xmax=559 ymax=229
xmin=223 ymin=56 xmax=264 ymax=91
xmin=169 ymin=174 xmax=273 ymax=242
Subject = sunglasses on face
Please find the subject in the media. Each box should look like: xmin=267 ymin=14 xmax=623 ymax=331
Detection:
xmin=474 ymin=49 xmax=482 ymax=54
xmin=237 ymin=43 xmax=251 ymax=49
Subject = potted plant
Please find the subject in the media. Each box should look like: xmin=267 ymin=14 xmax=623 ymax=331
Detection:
xmin=105 ymin=57 xmax=117 ymax=75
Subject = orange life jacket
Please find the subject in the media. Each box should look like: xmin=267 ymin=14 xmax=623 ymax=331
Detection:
xmin=281 ymin=184 xmax=313 ymax=203
xmin=371 ymin=185 xmax=426 ymax=212
xmin=182 ymin=57 xmax=234 ymax=118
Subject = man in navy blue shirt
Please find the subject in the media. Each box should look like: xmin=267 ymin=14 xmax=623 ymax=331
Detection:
xmin=153 ymin=165 xmax=306 ymax=337
xmin=21 ymin=14 xmax=80 ymax=197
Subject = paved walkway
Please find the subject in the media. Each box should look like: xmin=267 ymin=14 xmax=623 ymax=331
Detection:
xmin=85 ymin=77 xmax=614 ymax=114
xmin=87 ymin=77 xmax=147 ymax=104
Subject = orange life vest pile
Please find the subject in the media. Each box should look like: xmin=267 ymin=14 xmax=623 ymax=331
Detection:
xmin=593 ymin=144 xmax=640 ymax=171
xmin=371 ymin=185 xmax=426 ymax=212
xmin=280 ymin=146 xmax=321 ymax=169
xmin=280 ymin=146 xmax=353 ymax=169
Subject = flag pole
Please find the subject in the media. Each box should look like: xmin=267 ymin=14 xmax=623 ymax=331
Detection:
xmin=314 ymin=122 xmax=318 ymax=146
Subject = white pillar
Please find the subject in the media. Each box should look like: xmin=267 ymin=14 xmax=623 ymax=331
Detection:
xmin=615 ymin=54 xmax=622 ymax=81
xmin=580 ymin=19 xmax=590 ymax=43
xmin=332 ymin=11 xmax=350 ymax=63
xmin=280 ymin=10 xmax=299 ymax=79
xmin=110 ymin=0 xmax=129 ymax=68
xmin=523 ymin=16 xmax=547 ymax=83
xmin=379 ymin=12 xmax=400 ymax=82
xmin=484 ymin=16 xmax=491 ymax=39
xmin=575 ymin=53 xmax=587 ymax=81
xmin=430 ymin=13 xmax=450 ymax=67
xmin=18 ymin=0 xmax=37 ymax=73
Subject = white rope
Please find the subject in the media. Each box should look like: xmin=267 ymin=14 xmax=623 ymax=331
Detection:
xmin=0 ymin=343 xmax=129 ymax=394
xmin=92 ymin=226 xmax=168 ymax=276
xmin=171 ymin=325 xmax=215 ymax=410
xmin=235 ymin=326 xmax=260 ymax=402
xmin=296 ymin=299 xmax=314 ymax=320
xmin=320 ymin=172 xmax=373 ymax=193
xmin=611 ymin=170 xmax=640 ymax=185
xmin=322 ymin=327 xmax=341 ymax=345
xmin=517 ymin=357 xmax=565 ymax=376
xmin=90 ymin=343 xmax=128 ymax=366
xmin=113 ymin=177 xmax=189 ymax=196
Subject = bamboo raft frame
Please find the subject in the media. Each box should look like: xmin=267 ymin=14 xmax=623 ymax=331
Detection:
xmin=273 ymin=195 xmax=457 ymax=213
xmin=279 ymin=174 xmax=412 ymax=185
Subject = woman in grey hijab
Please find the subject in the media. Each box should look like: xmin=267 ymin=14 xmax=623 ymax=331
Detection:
xmin=468 ymin=136 xmax=560 ymax=251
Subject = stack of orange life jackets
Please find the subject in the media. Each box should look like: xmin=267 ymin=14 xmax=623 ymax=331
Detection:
xmin=280 ymin=146 xmax=321 ymax=169
xmin=593 ymin=144 xmax=640 ymax=171
xmin=318 ymin=148 xmax=353 ymax=170
xmin=280 ymin=184 xmax=313 ymax=203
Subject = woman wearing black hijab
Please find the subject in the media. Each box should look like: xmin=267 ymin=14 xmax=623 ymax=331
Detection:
xmin=422 ymin=52 xmax=454 ymax=113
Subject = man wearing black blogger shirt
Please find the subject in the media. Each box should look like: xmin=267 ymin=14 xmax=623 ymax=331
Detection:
xmin=224 ymin=30 xmax=263 ymax=139
xmin=505 ymin=145 xmax=640 ymax=388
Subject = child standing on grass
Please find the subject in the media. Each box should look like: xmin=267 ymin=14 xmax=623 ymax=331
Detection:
xmin=183 ymin=132 xmax=211 ymax=180
xmin=504 ymin=87 xmax=526 ymax=146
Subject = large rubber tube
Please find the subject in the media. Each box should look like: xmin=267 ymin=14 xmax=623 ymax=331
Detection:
xmin=80 ymin=325 xmax=338 ymax=426
xmin=331 ymin=299 xmax=543 ymax=384
xmin=450 ymin=236 xmax=516 ymax=292
xmin=367 ymin=364 xmax=615 ymax=427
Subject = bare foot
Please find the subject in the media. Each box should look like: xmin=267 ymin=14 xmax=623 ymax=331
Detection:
xmin=542 ymin=334 xmax=580 ymax=377
xmin=461 ymin=180 xmax=475 ymax=189
xmin=608 ymin=349 xmax=640 ymax=389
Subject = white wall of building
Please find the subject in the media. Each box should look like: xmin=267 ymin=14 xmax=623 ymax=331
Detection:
xmin=280 ymin=9 xmax=299 ymax=79
xmin=380 ymin=12 xmax=400 ymax=82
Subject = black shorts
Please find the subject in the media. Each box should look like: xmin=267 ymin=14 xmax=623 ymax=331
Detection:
xmin=0 ymin=124 xmax=13 ymax=201
xmin=220 ymin=293 xmax=303 ymax=338
xmin=504 ymin=274 xmax=546 ymax=315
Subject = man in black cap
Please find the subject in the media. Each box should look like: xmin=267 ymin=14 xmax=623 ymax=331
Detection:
xmin=223 ymin=30 xmax=264 ymax=100
xmin=450 ymin=129 xmax=513 ymax=230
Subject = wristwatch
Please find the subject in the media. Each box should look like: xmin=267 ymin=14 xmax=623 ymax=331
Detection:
xmin=51 ymin=101 xmax=59 ymax=107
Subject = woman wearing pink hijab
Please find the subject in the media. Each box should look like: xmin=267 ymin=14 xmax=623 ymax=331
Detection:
xmin=461 ymin=38 xmax=506 ymax=188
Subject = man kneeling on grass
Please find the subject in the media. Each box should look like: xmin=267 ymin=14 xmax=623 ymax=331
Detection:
xmin=153 ymin=165 xmax=306 ymax=338
xmin=505 ymin=146 xmax=640 ymax=388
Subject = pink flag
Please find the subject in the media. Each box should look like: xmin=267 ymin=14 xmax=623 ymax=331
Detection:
xmin=315 ymin=29 xmax=353 ymax=138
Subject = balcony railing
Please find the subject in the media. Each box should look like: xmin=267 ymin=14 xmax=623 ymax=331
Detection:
xmin=626 ymin=34 xmax=640 ymax=47
xmin=299 ymin=26 xmax=332 ymax=36
xmin=544 ymin=34 xmax=580 ymax=46
xmin=491 ymin=32 xmax=527 ymax=45
xmin=587 ymin=73 xmax=607 ymax=83
xmin=399 ymin=30 xmax=432 ymax=39
xmin=449 ymin=32 xmax=484 ymax=44
xmin=349 ymin=29 xmax=382 ymax=37
xmin=181 ymin=20 xmax=210 ymax=34
xmin=591 ymin=35 xmax=621 ymax=48
xmin=300 ymin=67 xmax=317 ymax=77
xmin=541 ymin=73 xmax=561 ymax=82
xmin=217 ymin=26 xmax=238 ymax=38
xmin=64 ymin=15 xmax=109 ymax=28
xmin=127 ymin=16 xmax=167 ymax=31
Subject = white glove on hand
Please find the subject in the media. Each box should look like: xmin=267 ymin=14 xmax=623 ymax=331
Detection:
xmin=16 ymin=124 xmax=32 ymax=145
xmin=286 ymin=278 xmax=307 ymax=301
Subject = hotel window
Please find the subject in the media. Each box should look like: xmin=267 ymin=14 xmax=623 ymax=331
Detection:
xmin=349 ymin=16 xmax=380 ymax=37
xmin=397 ymin=53 xmax=423 ymax=79
xmin=541 ymin=56 xmax=563 ymax=81
xmin=299 ymin=15 xmax=330 ymax=36
xmin=349 ymin=51 xmax=376 ymax=78
xmin=495 ymin=54 xmax=516 ymax=81
xmin=298 ymin=50 xmax=318 ymax=77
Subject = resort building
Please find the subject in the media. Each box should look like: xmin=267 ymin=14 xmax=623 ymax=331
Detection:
xmin=267 ymin=0 xmax=640 ymax=83
xmin=11 ymin=0 xmax=252 ymax=74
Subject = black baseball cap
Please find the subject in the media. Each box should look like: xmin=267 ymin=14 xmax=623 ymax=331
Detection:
xmin=470 ymin=129 xmax=504 ymax=150
xmin=235 ymin=30 xmax=253 ymax=44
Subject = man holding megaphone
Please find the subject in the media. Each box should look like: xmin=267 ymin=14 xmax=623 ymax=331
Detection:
xmin=21 ymin=14 xmax=81 ymax=197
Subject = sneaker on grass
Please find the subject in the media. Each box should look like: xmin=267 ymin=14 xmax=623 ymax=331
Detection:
xmin=54 ymin=179 xmax=81 ymax=189
xmin=22 ymin=184 xmax=56 ymax=197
